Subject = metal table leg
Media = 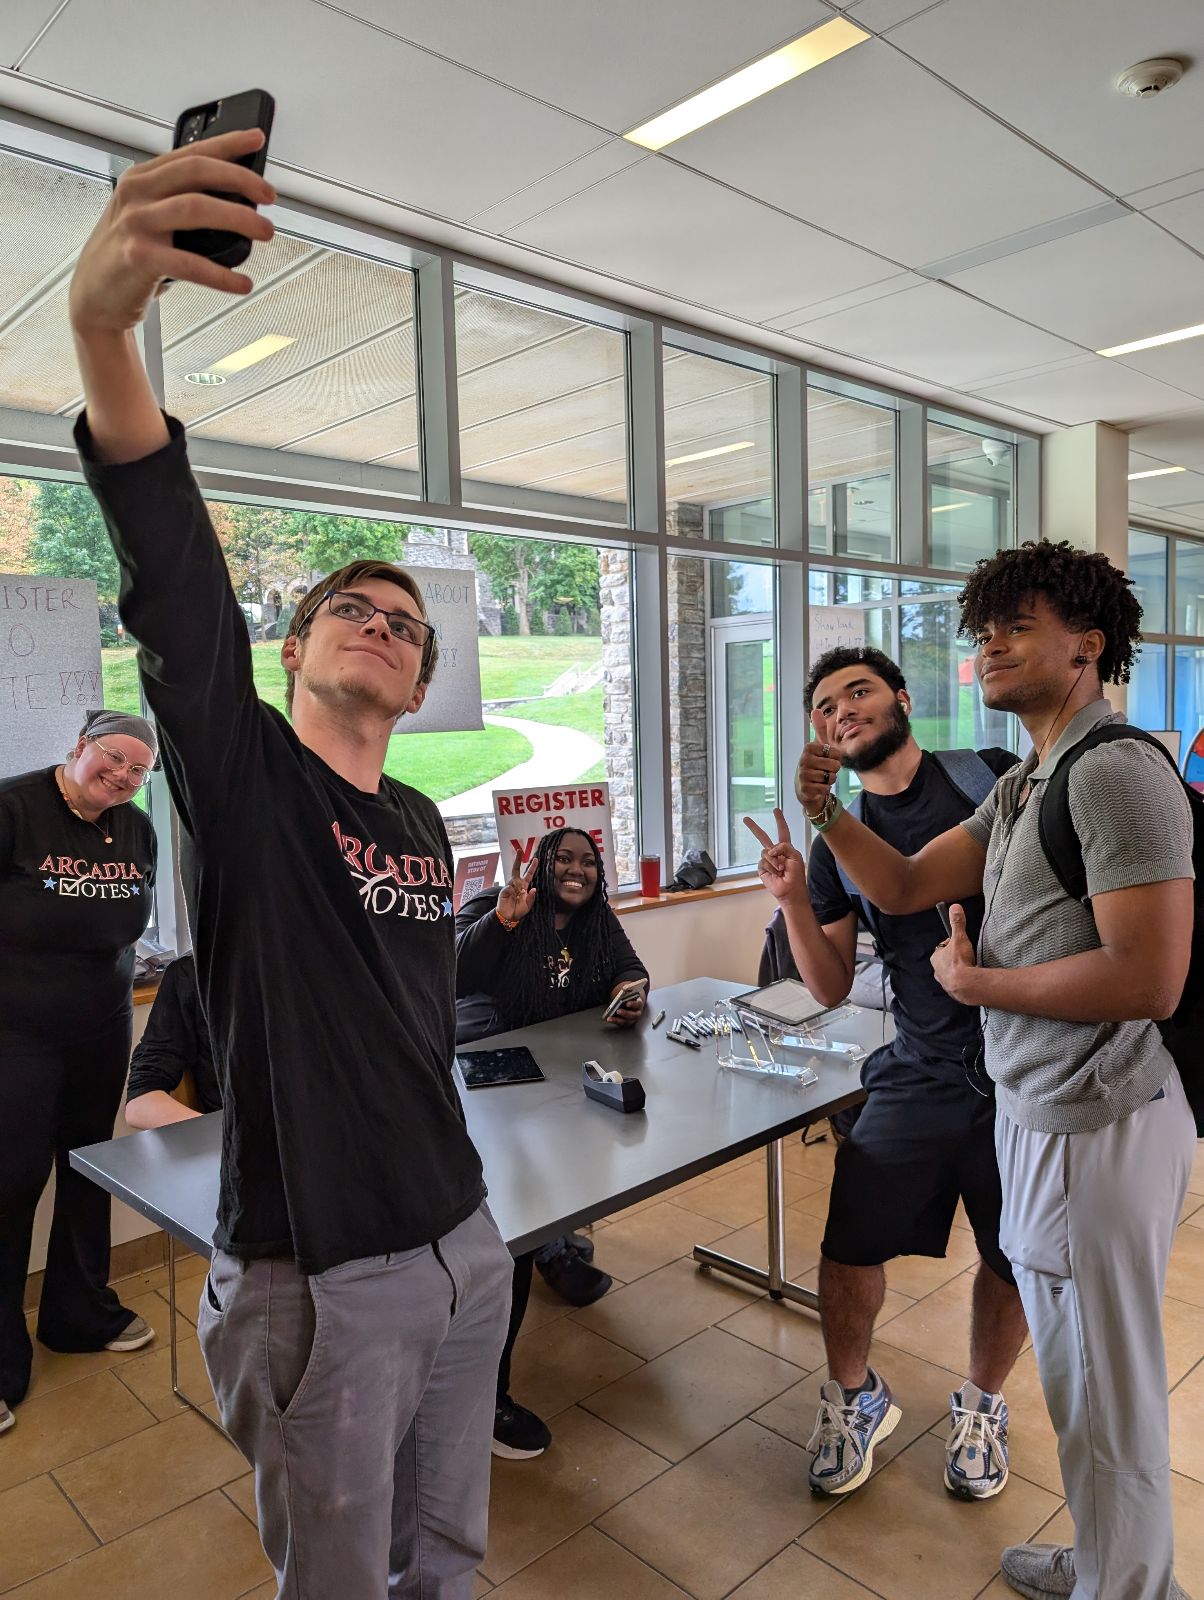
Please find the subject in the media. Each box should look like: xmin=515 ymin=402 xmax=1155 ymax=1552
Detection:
xmin=168 ymin=1233 xmax=228 ymax=1436
xmin=693 ymin=1138 xmax=820 ymax=1312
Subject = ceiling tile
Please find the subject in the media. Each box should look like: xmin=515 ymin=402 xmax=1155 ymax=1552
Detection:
xmin=949 ymin=214 xmax=1204 ymax=351
xmin=668 ymin=36 xmax=1102 ymax=265
xmin=892 ymin=0 xmax=1204 ymax=196
xmin=782 ymin=281 xmax=1081 ymax=387
xmin=848 ymin=0 xmax=949 ymax=31
xmin=0 ymin=0 xmax=58 ymax=68
xmin=23 ymin=0 xmax=604 ymax=220
xmin=1124 ymin=467 xmax=1204 ymax=508
xmin=766 ymin=272 xmax=922 ymax=329
xmin=1127 ymin=413 xmax=1204 ymax=470
xmin=1110 ymin=340 xmax=1204 ymax=403
xmin=971 ymin=356 xmax=1199 ymax=426
xmin=327 ymin=0 xmax=825 ymax=132
xmin=510 ymin=158 xmax=897 ymax=324
xmin=1126 ymin=169 xmax=1204 ymax=210
xmin=1146 ymin=190 xmax=1204 ymax=254
xmin=468 ymin=141 xmax=647 ymax=234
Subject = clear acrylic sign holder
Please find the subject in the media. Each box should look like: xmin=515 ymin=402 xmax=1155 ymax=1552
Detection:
xmin=715 ymin=1000 xmax=866 ymax=1086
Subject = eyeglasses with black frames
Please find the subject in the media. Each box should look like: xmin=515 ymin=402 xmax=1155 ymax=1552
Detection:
xmin=320 ymin=590 xmax=436 ymax=655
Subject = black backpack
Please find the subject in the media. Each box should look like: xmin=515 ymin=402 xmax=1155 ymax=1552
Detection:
xmin=1037 ymin=724 xmax=1204 ymax=1136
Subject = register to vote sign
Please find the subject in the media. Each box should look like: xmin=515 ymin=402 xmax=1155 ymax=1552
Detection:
xmin=492 ymin=782 xmax=617 ymax=893
xmin=0 ymin=575 xmax=102 ymax=781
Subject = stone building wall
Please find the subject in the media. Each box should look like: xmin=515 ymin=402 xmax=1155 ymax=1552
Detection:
xmin=599 ymin=549 xmax=637 ymax=884
xmin=665 ymin=511 xmax=709 ymax=865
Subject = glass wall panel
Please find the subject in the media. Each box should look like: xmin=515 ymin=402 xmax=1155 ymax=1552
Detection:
xmin=1128 ymin=530 xmax=1167 ymax=634
xmin=457 ymin=288 xmax=627 ymax=526
xmin=1129 ymin=643 xmax=1167 ymax=731
xmin=1174 ymin=539 xmax=1204 ymax=637
xmin=668 ymin=553 xmax=777 ymax=872
xmin=663 ymin=348 xmax=773 ymax=543
xmin=0 ymin=150 xmax=111 ymax=415
xmin=1174 ymin=646 xmax=1204 ymax=764
xmin=161 ymin=239 xmax=422 ymax=493
xmin=927 ymin=422 xmax=1013 ymax=571
xmin=807 ymin=388 xmax=896 ymax=561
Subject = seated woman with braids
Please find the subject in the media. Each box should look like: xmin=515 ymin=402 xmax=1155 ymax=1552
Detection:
xmin=455 ymin=827 xmax=649 ymax=1461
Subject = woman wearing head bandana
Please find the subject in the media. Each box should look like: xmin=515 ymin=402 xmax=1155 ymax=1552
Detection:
xmin=0 ymin=709 xmax=158 ymax=1434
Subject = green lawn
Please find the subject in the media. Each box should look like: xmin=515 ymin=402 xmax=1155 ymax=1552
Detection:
xmin=478 ymin=636 xmax=600 ymax=700
xmin=504 ymin=686 xmax=603 ymax=738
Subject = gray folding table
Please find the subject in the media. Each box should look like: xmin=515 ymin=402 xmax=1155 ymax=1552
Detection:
xmin=72 ymin=976 xmax=890 ymax=1428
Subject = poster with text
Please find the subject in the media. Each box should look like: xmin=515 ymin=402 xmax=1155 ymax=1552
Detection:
xmin=809 ymin=604 xmax=865 ymax=664
xmin=394 ymin=567 xmax=483 ymax=735
xmin=0 ymin=576 xmax=102 ymax=781
xmin=452 ymin=850 xmax=501 ymax=912
xmin=492 ymin=782 xmax=616 ymax=892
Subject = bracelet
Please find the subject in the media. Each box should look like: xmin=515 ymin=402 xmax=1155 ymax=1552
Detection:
xmin=808 ymin=794 xmax=844 ymax=833
xmin=494 ymin=907 xmax=520 ymax=932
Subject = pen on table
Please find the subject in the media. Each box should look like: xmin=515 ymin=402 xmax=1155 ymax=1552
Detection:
xmin=651 ymin=1009 xmax=666 ymax=1028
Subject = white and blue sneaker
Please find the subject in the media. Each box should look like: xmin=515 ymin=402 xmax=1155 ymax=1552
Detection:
xmin=807 ymin=1368 xmax=902 ymax=1495
xmin=945 ymin=1382 xmax=1009 ymax=1500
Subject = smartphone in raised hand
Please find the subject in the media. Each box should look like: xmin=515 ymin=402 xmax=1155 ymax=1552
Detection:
xmin=171 ymin=90 xmax=275 ymax=268
xmin=603 ymin=978 xmax=648 ymax=1022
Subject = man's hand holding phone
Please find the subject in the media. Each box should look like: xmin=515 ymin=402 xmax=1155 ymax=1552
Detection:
xmin=70 ymin=129 xmax=276 ymax=340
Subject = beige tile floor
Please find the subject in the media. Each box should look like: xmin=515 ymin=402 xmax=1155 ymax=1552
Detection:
xmin=3 ymin=1137 xmax=1203 ymax=1599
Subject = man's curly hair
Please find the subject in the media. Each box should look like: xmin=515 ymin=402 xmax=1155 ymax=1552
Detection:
xmin=957 ymin=540 xmax=1143 ymax=685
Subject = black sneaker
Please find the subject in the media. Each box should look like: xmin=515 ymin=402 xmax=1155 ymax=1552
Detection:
xmin=492 ymin=1397 xmax=552 ymax=1460
xmin=566 ymin=1231 xmax=595 ymax=1263
xmin=535 ymin=1245 xmax=612 ymax=1307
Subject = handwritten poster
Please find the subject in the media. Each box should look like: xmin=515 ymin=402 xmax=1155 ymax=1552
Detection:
xmin=492 ymin=782 xmax=617 ymax=892
xmin=0 ymin=576 xmax=102 ymax=780
xmin=394 ymin=568 xmax=484 ymax=735
xmin=809 ymin=604 xmax=865 ymax=664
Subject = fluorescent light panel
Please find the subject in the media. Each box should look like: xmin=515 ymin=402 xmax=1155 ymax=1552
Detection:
xmin=1098 ymin=323 xmax=1204 ymax=358
xmin=211 ymin=334 xmax=296 ymax=374
xmin=666 ymin=440 xmax=755 ymax=468
xmin=625 ymin=17 xmax=869 ymax=151
xmin=1128 ymin=466 xmax=1186 ymax=480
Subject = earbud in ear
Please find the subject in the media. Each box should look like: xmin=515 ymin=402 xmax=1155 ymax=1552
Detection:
xmin=1073 ymin=655 xmax=1087 ymax=666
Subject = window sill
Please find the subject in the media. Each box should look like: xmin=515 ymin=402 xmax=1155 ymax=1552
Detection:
xmin=612 ymin=875 xmax=764 ymax=917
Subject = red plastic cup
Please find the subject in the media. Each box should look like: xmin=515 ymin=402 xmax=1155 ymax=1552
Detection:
xmin=639 ymin=855 xmax=661 ymax=898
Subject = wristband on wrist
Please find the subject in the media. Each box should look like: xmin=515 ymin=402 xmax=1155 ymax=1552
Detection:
xmin=807 ymin=794 xmax=844 ymax=833
xmin=495 ymin=906 xmax=520 ymax=931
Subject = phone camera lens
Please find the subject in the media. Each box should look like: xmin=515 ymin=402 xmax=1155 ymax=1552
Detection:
xmin=182 ymin=113 xmax=204 ymax=141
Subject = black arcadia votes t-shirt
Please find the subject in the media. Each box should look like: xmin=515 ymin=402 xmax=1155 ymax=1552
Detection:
xmin=806 ymin=748 xmax=1017 ymax=1078
xmin=79 ymin=415 xmax=484 ymax=1274
xmin=0 ymin=767 xmax=155 ymax=1038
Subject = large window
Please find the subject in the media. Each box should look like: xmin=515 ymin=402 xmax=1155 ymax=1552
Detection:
xmin=927 ymin=420 xmax=1014 ymax=572
xmin=663 ymin=347 xmax=774 ymax=545
xmin=808 ymin=388 xmax=896 ymax=562
xmin=456 ymin=288 xmax=628 ymax=527
xmin=1127 ymin=529 xmax=1204 ymax=766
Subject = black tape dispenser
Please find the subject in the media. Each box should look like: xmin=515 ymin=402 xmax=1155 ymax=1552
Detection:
xmin=582 ymin=1059 xmax=646 ymax=1113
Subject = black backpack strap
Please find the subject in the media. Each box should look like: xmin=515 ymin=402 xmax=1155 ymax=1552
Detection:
xmin=1037 ymin=724 xmax=1183 ymax=903
xmin=932 ymin=748 xmax=1000 ymax=810
xmin=832 ymin=792 xmax=884 ymax=949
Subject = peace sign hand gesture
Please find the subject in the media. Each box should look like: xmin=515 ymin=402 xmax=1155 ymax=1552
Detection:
xmin=497 ymin=846 xmax=539 ymax=926
xmin=744 ymin=808 xmax=808 ymax=904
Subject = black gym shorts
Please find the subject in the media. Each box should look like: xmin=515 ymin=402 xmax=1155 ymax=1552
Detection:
xmin=821 ymin=1042 xmax=1015 ymax=1285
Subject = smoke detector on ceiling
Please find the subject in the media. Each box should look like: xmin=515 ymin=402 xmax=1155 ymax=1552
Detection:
xmin=1115 ymin=58 xmax=1185 ymax=98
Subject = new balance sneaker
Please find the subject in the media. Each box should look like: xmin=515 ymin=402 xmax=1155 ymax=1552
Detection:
xmin=807 ymin=1369 xmax=902 ymax=1495
xmin=0 ymin=1398 xmax=14 ymax=1435
xmin=103 ymin=1314 xmax=155 ymax=1353
xmin=492 ymin=1397 xmax=552 ymax=1460
xmin=1000 ymin=1544 xmax=1192 ymax=1600
xmin=534 ymin=1245 xmax=612 ymax=1307
xmin=945 ymin=1382 xmax=1009 ymax=1500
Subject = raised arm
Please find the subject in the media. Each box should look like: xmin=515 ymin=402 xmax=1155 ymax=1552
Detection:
xmin=745 ymin=810 xmax=858 ymax=1008
xmin=796 ymin=738 xmax=987 ymax=914
xmin=69 ymin=131 xmax=274 ymax=464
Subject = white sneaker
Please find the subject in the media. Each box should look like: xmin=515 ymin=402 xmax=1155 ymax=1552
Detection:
xmin=104 ymin=1314 xmax=155 ymax=1353
xmin=945 ymin=1382 xmax=1009 ymax=1500
xmin=0 ymin=1398 xmax=14 ymax=1434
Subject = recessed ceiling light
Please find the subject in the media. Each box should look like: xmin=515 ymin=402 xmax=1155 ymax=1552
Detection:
xmin=625 ymin=17 xmax=869 ymax=151
xmin=1128 ymin=465 xmax=1186 ymax=480
xmin=184 ymin=371 xmax=227 ymax=386
xmin=210 ymin=334 xmax=296 ymax=374
xmin=1098 ymin=323 xmax=1204 ymax=358
xmin=931 ymin=502 xmax=972 ymax=513
xmin=666 ymin=441 xmax=755 ymax=468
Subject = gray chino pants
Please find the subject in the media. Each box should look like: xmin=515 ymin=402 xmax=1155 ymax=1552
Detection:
xmin=995 ymin=1069 xmax=1195 ymax=1600
xmin=198 ymin=1203 xmax=512 ymax=1600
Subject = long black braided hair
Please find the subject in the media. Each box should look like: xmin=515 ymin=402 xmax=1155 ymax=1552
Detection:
xmin=499 ymin=827 xmax=616 ymax=1026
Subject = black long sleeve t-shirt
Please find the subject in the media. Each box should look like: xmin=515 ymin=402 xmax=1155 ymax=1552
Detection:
xmin=125 ymin=954 xmax=221 ymax=1113
xmin=454 ymin=887 xmax=649 ymax=1044
xmin=0 ymin=766 xmax=155 ymax=1040
xmin=78 ymin=415 xmax=484 ymax=1273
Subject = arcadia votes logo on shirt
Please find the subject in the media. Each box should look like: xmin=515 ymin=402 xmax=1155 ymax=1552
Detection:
xmin=39 ymin=854 xmax=144 ymax=900
xmin=331 ymin=822 xmax=453 ymax=922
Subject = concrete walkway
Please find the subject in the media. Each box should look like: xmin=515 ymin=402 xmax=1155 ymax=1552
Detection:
xmin=438 ymin=711 xmax=604 ymax=818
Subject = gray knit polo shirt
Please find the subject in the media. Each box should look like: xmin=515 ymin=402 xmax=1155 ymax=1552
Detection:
xmin=961 ymin=699 xmax=1194 ymax=1134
